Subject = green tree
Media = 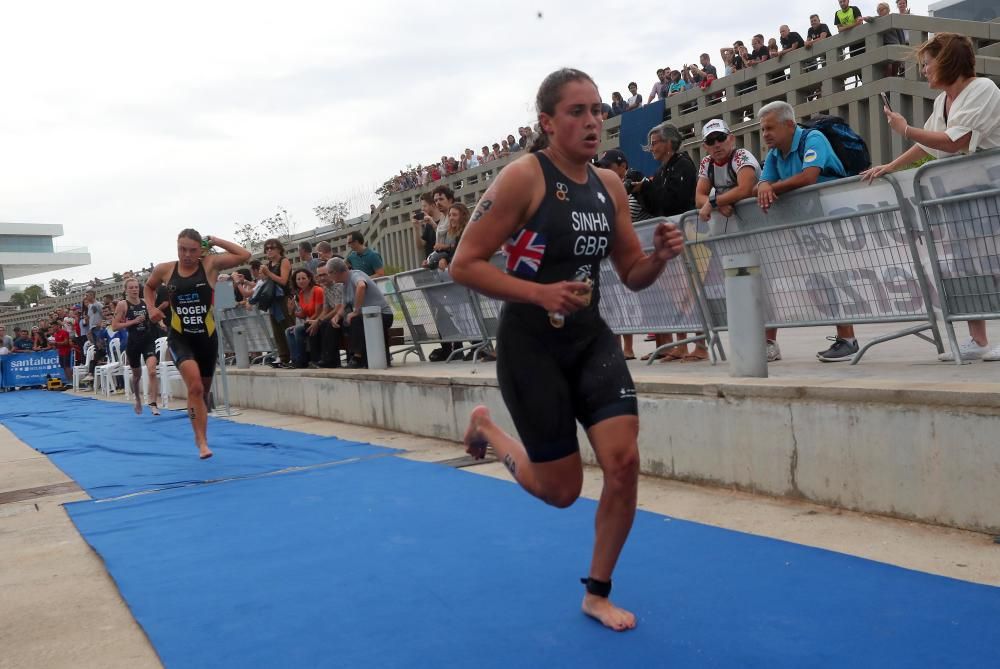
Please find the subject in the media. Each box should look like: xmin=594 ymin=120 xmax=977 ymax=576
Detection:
xmin=9 ymin=292 xmax=30 ymax=308
xmin=313 ymin=201 xmax=350 ymax=229
xmin=112 ymin=272 xmax=123 ymax=282
xmin=22 ymin=285 xmax=45 ymax=305
xmin=49 ymin=278 xmax=71 ymax=296
xmin=234 ymin=221 xmax=265 ymax=253
xmin=261 ymin=207 xmax=294 ymax=243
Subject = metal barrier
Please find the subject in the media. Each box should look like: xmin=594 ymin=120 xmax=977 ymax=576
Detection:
xmin=913 ymin=149 xmax=1000 ymax=365
xmin=216 ymin=152 xmax=1000 ymax=368
xmin=685 ymin=173 xmax=944 ymax=364
xmin=217 ymin=306 xmax=277 ymax=360
xmin=600 ymin=215 xmax=723 ymax=364
xmin=389 ymin=269 xmax=494 ymax=362
xmin=374 ymin=276 xmax=424 ymax=362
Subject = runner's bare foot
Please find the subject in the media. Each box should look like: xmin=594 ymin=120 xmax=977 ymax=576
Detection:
xmin=133 ymin=397 xmax=142 ymax=415
xmin=582 ymin=594 xmax=637 ymax=632
xmin=463 ymin=405 xmax=491 ymax=459
xmin=198 ymin=444 xmax=213 ymax=459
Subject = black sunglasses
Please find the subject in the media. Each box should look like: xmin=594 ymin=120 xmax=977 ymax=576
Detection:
xmin=705 ymin=133 xmax=729 ymax=146
xmin=264 ymin=245 xmax=276 ymax=250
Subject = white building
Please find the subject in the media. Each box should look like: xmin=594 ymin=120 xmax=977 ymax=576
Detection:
xmin=0 ymin=222 xmax=91 ymax=302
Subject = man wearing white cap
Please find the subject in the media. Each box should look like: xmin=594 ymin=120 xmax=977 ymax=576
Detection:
xmin=694 ymin=119 xmax=781 ymax=361
xmin=695 ymin=119 xmax=760 ymax=221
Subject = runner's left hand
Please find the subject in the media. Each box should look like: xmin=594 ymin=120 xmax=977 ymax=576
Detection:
xmin=652 ymin=222 xmax=684 ymax=261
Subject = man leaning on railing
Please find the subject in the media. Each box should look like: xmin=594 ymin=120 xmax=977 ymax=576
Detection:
xmin=754 ymin=101 xmax=859 ymax=363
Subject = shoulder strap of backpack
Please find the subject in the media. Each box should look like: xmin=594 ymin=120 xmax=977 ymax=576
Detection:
xmin=796 ymin=127 xmax=812 ymax=163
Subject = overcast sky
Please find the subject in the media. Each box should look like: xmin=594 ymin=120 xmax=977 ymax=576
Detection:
xmin=1 ymin=0 xmax=929 ymax=289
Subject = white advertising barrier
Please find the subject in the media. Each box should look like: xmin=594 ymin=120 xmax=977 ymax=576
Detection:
xmin=912 ymin=150 xmax=1000 ymax=319
xmin=685 ymin=174 xmax=936 ymax=329
xmin=598 ymin=216 xmax=709 ymax=335
xmin=912 ymin=149 xmax=1000 ymax=363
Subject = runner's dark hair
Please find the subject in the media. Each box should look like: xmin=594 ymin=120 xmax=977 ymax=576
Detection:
xmin=530 ymin=68 xmax=597 ymax=153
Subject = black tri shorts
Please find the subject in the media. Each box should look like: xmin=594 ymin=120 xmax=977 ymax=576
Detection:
xmin=168 ymin=333 xmax=218 ymax=378
xmin=125 ymin=331 xmax=158 ymax=368
xmin=495 ymin=310 xmax=638 ymax=463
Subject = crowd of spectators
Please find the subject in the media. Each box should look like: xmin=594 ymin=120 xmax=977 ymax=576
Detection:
xmin=376 ymin=0 xmax=915 ymax=201
xmin=0 ymin=286 xmax=137 ymax=389
xmin=381 ymin=128 xmax=540 ymax=195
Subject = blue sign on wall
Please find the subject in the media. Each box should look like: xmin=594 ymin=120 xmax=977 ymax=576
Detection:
xmin=1 ymin=350 xmax=71 ymax=388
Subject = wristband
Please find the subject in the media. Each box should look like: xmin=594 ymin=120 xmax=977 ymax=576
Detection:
xmin=708 ymin=194 xmax=718 ymax=208
xmin=904 ymin=126 xmax=910 ymax=139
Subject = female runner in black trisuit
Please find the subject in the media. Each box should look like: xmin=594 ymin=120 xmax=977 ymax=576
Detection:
xmin=144 ymin=230 xmax=250 ymax=458
xmin=451 ymin=69 xmax=684 ymax=632
xmin=112 ymin=277 xmax=161 ymax=416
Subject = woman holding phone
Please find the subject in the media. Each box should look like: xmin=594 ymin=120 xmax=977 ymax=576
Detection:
xmin=861 ymin=32 xmax=1000 ymax=362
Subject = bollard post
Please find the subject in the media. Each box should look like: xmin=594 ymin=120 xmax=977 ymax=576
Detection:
xmin=361 ymin=306 xmax=388 ymax=370
xmin=233 ymin=325 xmax=250 ymax=369
xmin=723 ymin=253 xmax=767 ymax=378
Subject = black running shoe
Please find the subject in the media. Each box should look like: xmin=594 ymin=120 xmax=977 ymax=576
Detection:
xmin=816 ymin=337 xmax=859 ymax=362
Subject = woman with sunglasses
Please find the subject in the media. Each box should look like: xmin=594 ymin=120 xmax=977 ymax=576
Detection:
xmin=259 ymin=238 xmax=294 ymax=367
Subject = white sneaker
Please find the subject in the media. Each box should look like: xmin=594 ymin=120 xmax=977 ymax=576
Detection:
xmin=937 ymin=338 xmax=988 ymax=362
xmin=983 ymin=343 xmax=1000 ymax=362
xmin=767 ymin=339 xmax=782 ymax=362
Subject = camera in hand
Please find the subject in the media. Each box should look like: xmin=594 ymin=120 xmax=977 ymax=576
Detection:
xmin=622 ymin=168 xmax=645 ymax=194
xmin=414 ymin=211 xmax=425 ymax=221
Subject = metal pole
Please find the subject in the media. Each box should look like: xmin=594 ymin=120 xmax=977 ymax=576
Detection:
xmin=361 ymin=306 xmax=388 ymax=369
xmin=233 ymin=325 xmax=250 ymax=369
xmin=723 ymin=253 xmax=767 ymax=378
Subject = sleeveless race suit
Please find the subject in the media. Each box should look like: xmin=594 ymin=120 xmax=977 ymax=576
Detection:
xmin=166 ymin=261 xmax=218 ymax=378
xmin=123 ymin=298 xmax=157 ymax=368
xmin=497 ymin=152 xmax=638 ymax=463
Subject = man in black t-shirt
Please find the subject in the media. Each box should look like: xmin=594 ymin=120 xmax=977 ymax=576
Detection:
xmin=805 ymin=14 xmax=831 ymax=45
xmin=804 ymin=13 xmax=831 ymax=96
xmin=748 ymin=34 xmax=770 ymax=65
xmin=689 ymin=53 xmax=718 ymax=82
xmin=778 ymin=25 xmax=805 ymax=54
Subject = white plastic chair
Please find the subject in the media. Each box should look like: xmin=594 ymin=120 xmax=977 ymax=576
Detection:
xmin=94 ymin=338 xmax=123 ymax=397
xmin=156 ymin=336 xmax=181 ymax=408
xmin=71 ymin=342 xmax=94 ymax=389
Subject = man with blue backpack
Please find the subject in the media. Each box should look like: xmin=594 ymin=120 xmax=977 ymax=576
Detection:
xmin=754 ymin=100 xmax=871 ymax=362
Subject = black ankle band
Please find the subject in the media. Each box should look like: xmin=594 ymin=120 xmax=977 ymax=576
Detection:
xmin=580 ymin=576 xmax=612 ymax=598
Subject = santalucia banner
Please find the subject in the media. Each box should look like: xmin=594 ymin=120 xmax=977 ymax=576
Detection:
xmin=2 ymin=350 xmax=70 ymax=388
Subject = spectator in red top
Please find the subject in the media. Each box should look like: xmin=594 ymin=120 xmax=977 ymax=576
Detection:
xmin=285 ymin=268 xmax=326 ymax=368
xmin=54 ymin=318 xmax=74 ymax=384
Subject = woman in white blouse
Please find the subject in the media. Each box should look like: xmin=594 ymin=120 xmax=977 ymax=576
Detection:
xmin=863 ymin=32 xmax=1000 ymax=362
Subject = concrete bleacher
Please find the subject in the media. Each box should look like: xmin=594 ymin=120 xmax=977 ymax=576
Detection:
xmin=350 ymin=14 xmax=1000 ymax=274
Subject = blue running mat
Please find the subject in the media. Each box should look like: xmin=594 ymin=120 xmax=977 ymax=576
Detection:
xmin=66 ymin=456 xmax=1000 ymax=669
xmin=0 ymin=390 xmax=396 ymax=499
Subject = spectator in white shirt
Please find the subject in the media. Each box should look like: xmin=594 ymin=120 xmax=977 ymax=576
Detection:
xmin=625 ymin=82 xmax=643 ymax=111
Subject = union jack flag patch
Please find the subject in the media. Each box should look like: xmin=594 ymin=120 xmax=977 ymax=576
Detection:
xmin=504 ymin=228 xmax=547 ymax=277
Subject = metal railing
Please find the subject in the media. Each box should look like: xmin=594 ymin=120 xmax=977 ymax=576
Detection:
xmin=367 ymin=149 xmax=999 ymax=367
xmin=912 ymin=150 xmax=1000 ymax=364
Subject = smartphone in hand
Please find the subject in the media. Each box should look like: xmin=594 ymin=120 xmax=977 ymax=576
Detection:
xmin=880 ymin=92 xmax=892 ymax=112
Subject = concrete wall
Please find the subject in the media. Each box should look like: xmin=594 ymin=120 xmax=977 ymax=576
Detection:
xmin=218 ymin=368 xmax=1000 ymax=535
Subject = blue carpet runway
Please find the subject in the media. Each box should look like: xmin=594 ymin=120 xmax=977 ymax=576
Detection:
xmin=3 ymin=391 xmax=999 ymax=668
